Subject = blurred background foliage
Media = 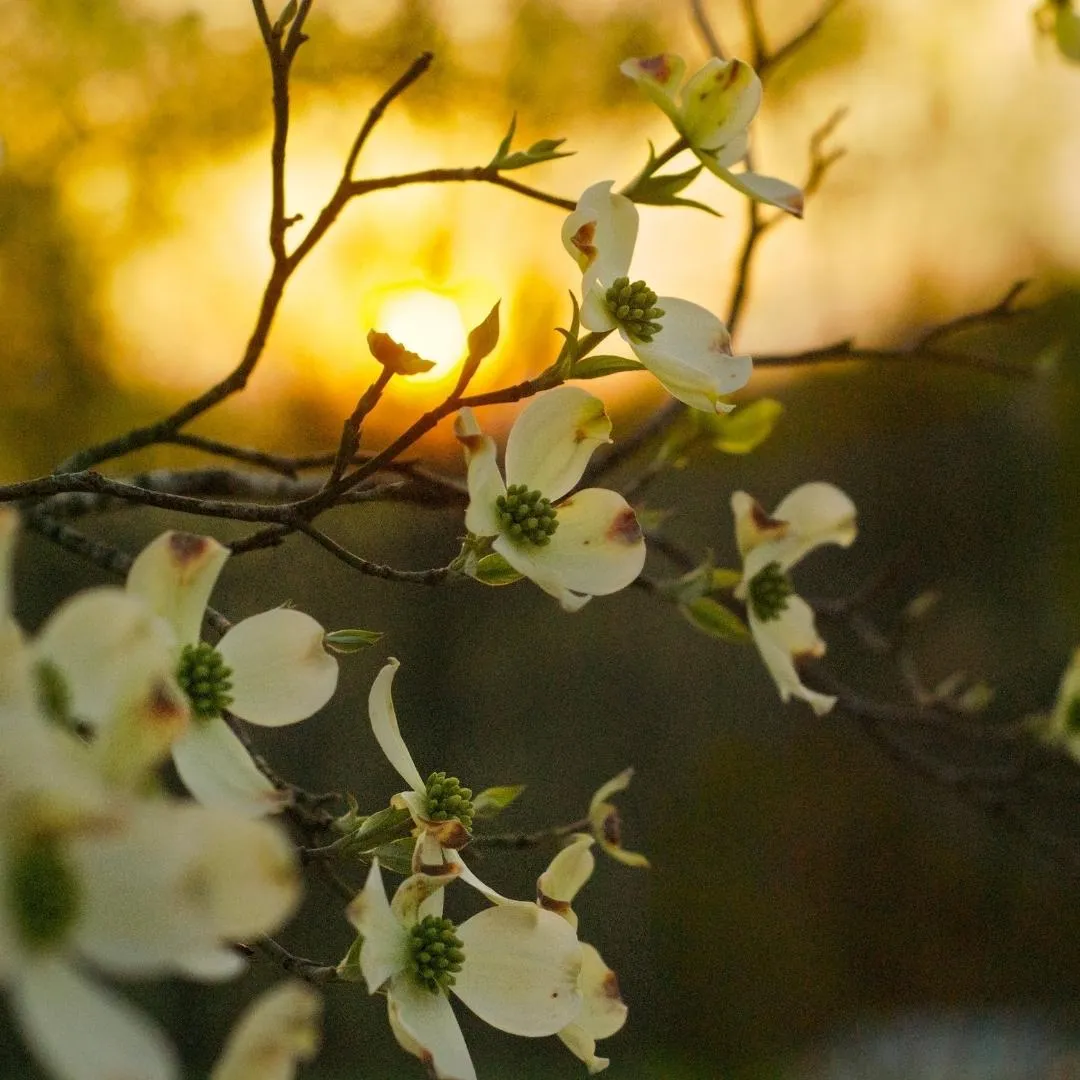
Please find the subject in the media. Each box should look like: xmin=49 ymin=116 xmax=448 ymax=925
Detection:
xmin=3 ymin=0 xmax=1080 ymax=1077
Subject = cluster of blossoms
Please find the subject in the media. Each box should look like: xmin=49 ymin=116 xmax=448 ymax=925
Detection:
xmin=0 ymin=38 xmax=879 ymax=1080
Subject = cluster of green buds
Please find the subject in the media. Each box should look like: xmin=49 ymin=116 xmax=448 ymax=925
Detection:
xmin=424 ymin=771 xmax=475 ymax=831
xmin=495 ymin=485 xmax=559 ymax=547
xmin=407 ymin=915 xmax=466 ymax=994
xmin=604 ymin=276 xmax=665 ymax=343
xmin=747 ymin=561 xmax=793 ymax=623
xmin=176 ymin=642 xmax=233 ymax=721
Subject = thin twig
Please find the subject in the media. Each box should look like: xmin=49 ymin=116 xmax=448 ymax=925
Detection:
xmin=296 ymin=522 xmax=454 ymax=585
xmin=254 ymin=937 xmax=339 ymax=985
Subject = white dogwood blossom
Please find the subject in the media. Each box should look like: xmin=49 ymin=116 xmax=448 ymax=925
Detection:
xmin=455 ymin=386 xmax=645 ymax=611
xmin=587 ymin=768 xmax=650 ymax=868
xmin=731 ymin=482 xmax=857 ymax=715
xmin=126 ymin=531 xmax=339 ymax=816
xmin=563 ymin=182 xmax=752 ymax=413
xmin=367 ymin=658 xmax=476 ymax=872
xmin=620 ymin=54 xmax=804 ymax=216
xmin=344 ymin=860 xmax=583 ymax=1080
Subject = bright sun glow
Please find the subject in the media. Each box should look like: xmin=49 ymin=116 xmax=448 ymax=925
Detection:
xmin=375 ymin=290 xmax=468 ymax=383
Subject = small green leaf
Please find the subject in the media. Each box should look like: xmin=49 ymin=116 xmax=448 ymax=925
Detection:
xmin=351 ymin=806 xmax=413 ymax=848
xmin=710 ymin=568 xmax=743 ymax=591
xmin=324 ymin=628 xmax=384 ymax=654
xmin=471 ymin=553 xmax=523 ymax=586
xmin=488 ymin=118 xmax=573 ymax=171
xmin=272 ymin=0 xmax=298 ymax=34
xmin=680 ymin=597 xmax=751 ymax=643
xmin=369 ymin=837 xmax=416 ymax=876
xmin=535 ymin=293 xmax=582 ymax=388
xmin=471 ymin=784 xmax=526 ymax=819
xmin=570 ymin=354 xmax=646 ymax=380
xmin=708 ymin=399 xmax=783 ymax=454
xmin=454 ymin=301 xmax=501 ymax=396
xmin=337 ymin=934 xmax=366 ymax=982
xmin=630 ymin=165 xmax=722 ymax=216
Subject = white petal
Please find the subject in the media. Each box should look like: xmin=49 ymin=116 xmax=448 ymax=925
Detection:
xmin=447 ymin=850 xmax=529 ymax=908
xmin=632 ymin=298 xmax=752 ymax=413
xmin=750 ymin=597 xmax=836 ymax=715
xmin=391 ymin=868 xmax=459 ymax=923
xmin=505 ymin=386 xmax=612 ymax=500
xmin=127 ymin=531 xmax=230 ymax=645
xmin=172 ymin=716 xmax=289 ymax=817
xmin=580 ymin=283 xmax=618 ymax=333
xmin=772 ymin=482 xmax=858 ymax=554
xmin=368 ymin=658 xmax=426 ymax=792
xmin=74 ymin=802 xmax=299 ymax=971
xmin=619 ymin=54 xmax=686 ymax=127
xmin=211 ymin=981 xmax=321 ymax=1080
xmin=681 ymin=58 xmax=761 ymax=153
xmin=453 ymin=905 xmax=582 ymax=1036
xmin=506 ymin=488 xmax=645 ymax=600
xmin=493 ymin=535 xmax=592 ymax=612
xmin=344 ymin=860 xmax=408 ymax=993
xmin=730 ymin=490 xmax=788 ymax=560
xmin=217 ymin=609 xmax=338 ymax=727
xmin=33 ymin=587 xmax=178 ymax=730
xmin=389 ymin=975 xmax=477 ymax=1080
xmin=538 ymin=835 xmax=595 ymax=917
xmin=10 ymin=958 xmax=178 ymax=1080
xmin=699 ymin=157 xmax=804 ymax=217
xmin=453 ymin=409 xmax=505 ymax=538
xmin=562 ymin=181 xmax=638 ymax=297
xmin=713 ymin=130 xmax=749 ymax=169
xmin=557 ymin=1024 xmax=609 ymax=1074
xmin=573 ymin=943 xmax=628 ymax=1040
xmin=174 ymin=948 xmax=248 ymax=982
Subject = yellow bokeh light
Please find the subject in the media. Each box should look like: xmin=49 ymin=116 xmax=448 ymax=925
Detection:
xmin=375 ymin=289 xmax=467 ymax=384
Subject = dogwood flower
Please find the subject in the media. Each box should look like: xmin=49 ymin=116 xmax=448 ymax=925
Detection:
xmin=125 ymin=531 xmax=339 ymax=816
xmin=620 ymin=54 xmax=804 ymax=217
xmin=368 ymin=657 xmax=476 ymax=872
xmin=455 ymin=386 xmax=646 ymax=611
xmin=211 ymin=981 xmax=322 ymax=1080
xmin=587 ymin=768 xmax=649 ymax=868
xmin=537 ymin=835 xmax=629 ymax=1075
xmin=731 ymin=482 xmax=857 ymax=715
xmin=344 ymin=860 xmax=583 ymax=1080
xmin=563 ymin=182 xmax=752 ymax=413
xmin=0 ymin=664 xmax=300 ymax=1080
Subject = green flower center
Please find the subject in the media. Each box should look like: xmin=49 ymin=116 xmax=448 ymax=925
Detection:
xmin=424 ymin=772 xmax=475 ymax=832
xmin=604 ymin=276 xmax=665 ymax=343
xmin=496 ymin=484 xmax=559 ymax=547
xmin=176 ymin=643 xmax=233 ymax=722
xmin=33 ymin=660 xmax=75 ymax=731
xmin=747 ymin=561 xmax=793 ymax=622
xmin=8 ymin=833 xmax=80 ymax=952
xmin=1066 ymin=697 xmax=1080 ymax=735
xmin=408 ymin=914 xmax=465 ymax=994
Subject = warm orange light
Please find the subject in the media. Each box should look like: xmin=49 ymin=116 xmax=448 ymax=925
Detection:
xmin=375 ymin=289 xmax=467 ymax=384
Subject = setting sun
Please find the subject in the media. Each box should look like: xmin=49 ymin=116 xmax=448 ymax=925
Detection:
xmin=375 ymin=289 xmax=468 ymax=383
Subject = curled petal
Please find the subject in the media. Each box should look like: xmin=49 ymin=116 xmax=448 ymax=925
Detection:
xmin=505 ymin=386 xmax=612 ymax=501
xmin=453 ymin=905 xmax=583 ymax=1036
xmin=345 ymin=861 xmax=408 ymax=993
xmin=218 ymin=609 xmax=338 ymax=727
xmin=557 ymin=1023 xmax=609 ymax=1075
xmin=454 ymin=410 xmax=505 ymax=538
xmin=172 ymin=716 xmax=289 ymax=817
xmin=562 ymin=181 xmax=638 ymax=297
xmin=580 ymin=283 xmax=618 ymax=334
xmin=618 ymin=54 xmax=686 ymax=127
xmin=537 ymin=835 xmax=596 ymax=922
xmin=127 ymin=531 xmax=230 ymax=645
xmin=749 ymin=595 xmax=836 ymax=715
xmin=368 ymin=659 xmax=426 ymax=793
xmin=772 ymin=482 xmax=858 ymax=554
xmin=631 ymin=298 xmax=752 ymax=413
xmin=390 ymin=867 xmax=459 ymax=924
xmin=698 ymin=157 xmax=804 ymax=217
xmin=388 ymin=975 xmax=477 ymax=1080
xmin=730 ymin=490 xmax=788 ymax=561
xmin=680 ymin=58 xmax=762 ymax=154
xmin=211 ymin=981 xmax=321 ymax=1080
xmin=588 ymin=769 xmax=649 ymax=869
xmin=11 ymin=958 xmax=178 ymax=1080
